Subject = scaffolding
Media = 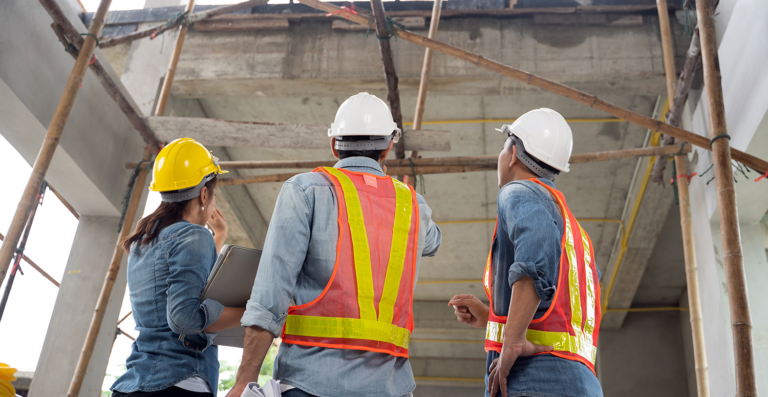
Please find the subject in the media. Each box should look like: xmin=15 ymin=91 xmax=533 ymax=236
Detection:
xmin=1 ymin=0 xmax=764 ymax=395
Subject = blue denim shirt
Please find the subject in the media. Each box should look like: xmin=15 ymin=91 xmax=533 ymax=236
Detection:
xmin=485 ymin=179 xmax=603 ymax=397
xmin=242 ymin=157 xmax=442 ymax=397
xmin=111 ymin=220 xmax=224 ymax=393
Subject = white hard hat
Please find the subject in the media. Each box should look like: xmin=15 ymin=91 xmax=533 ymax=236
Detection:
xmin=329 ymin=92 xmax=401 ymax=151
xmin=499 ymin=108 xmax=573 ymax=173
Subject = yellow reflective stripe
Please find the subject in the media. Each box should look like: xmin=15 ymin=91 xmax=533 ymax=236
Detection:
xmin=487 ymin=322 xmax=597 ymax=364
xmin=562 ymin=215 xmax=582 ymax=334
xmin=285 ymin=314 xmax=411 ymax=349
xmin=378 ymin=178 xmax=413 ymax=324
xmin=579 ymin=225 xmax=596 ymax=343
xmin=526 ymin=329 xmax=597 ymax=364
xmin=486 ymin=320 xmax=505 ymax=343
xmin=323 ymin=167 xmax=377 ymax=321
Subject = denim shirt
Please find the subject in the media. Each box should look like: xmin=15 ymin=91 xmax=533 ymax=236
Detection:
xmin=111 ymin=220 xmax=224 ymax=393
xmin=485 ymin=179 xmax=602 ymax=397
xmin=242 ymin=157 xmax=442 ymax=397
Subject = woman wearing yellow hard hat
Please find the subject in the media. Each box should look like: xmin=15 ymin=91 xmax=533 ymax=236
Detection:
xmin=110 ymin=138 xmax=243 ymax=397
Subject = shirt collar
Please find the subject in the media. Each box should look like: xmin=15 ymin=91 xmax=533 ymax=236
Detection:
xmin=334 ymin=157 xmax=385 ymax=177
xmin=502 ymin=177 xmax=556 ymax=190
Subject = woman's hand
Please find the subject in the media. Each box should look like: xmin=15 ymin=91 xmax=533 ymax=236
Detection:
xmin=208 ymin=209 xmax=228 ymax=252
xmin=448 ymin=294 xmax=489 ymax=329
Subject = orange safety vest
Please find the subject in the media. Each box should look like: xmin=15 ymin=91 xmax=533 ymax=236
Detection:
xmin=281 ymin=167 xmax=420 ymax=358
xmin=483 ymin=179 xmax=601 ymax=374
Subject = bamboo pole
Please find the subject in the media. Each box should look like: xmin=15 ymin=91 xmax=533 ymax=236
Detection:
xmin=44 ymin=6 xmax=162 ymax=150
xmin=409 ymin=0 xmax=442 ymax=160
xmin=130 ymin=144 xmax=691 ymax=172
xmin=67 ymin=149 xmax=151 ymax=397
xmin=99 ymin=0 xmax=269 ymax=49
xmin=655 ymin=1 xmax=710 ymax=395
xmin=675 ymin=158 xmax=711 ymax=397
xmin=0 ymin=0 xmax=112 ymax=287
xmin=155 ymin=0 xmax=196 ymax=116
xmin=295 ymin=0 xmax=768 ymax=174
xmin=213 ymin=145 xmax=692 ymax=186
xmin=0 ymin=183 xmax=46 ymax=322
xmin=369 ymin=0 xmax=405 ymax=160
xmin=656 ymin=0 xmax=676 ymax=105
xmin=0 ymin=232 xmax=59 ymax=288
xmin=695 ymin=0 xmax=756 ymax=394
xmin=47 ymin=184 xmax=80 ymax=220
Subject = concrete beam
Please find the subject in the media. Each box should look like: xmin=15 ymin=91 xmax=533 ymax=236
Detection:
xmin=146 ymin=116 xmax=451 ymax=151
xmin=0 ymin=0 xmax=147 ymax=217
xmin=171 ymin=17 xmax=690 ymax=98
xmin=600 ymin=155 xmax=676 ymax=328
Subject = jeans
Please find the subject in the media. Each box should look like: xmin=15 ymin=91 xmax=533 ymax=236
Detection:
xmin=113 ymin=386 xmax=214 ymax=397
xmin=484 ymin=354 xmax=603 ymax=397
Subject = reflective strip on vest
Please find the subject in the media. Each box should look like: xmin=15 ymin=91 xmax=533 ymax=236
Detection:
xmin=485 ymin=320 xmax=597 ymax=364
xmin=284 ymin=314 xmax=411 ymax=349
xmin=283 ymin=167 xmax=414 ymax=349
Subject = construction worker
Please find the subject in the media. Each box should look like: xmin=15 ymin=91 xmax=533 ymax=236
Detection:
xmin=112 ymin=138 xmax=245 ymax=397
xmin=228 ymin=92 xmax=442 ymax=397
xmin=449 ymin=109 xmax=603 ymax=397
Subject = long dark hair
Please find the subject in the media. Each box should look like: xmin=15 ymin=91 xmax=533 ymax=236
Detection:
xmin=122 ymin=177 xmax=217 ymax=253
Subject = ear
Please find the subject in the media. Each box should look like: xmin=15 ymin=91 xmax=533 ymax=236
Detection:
xmin=331 ymin=138 xmax=340 ymax=159
xmin=199 ymin=186 xmax=209 ymax=206
xmin=508 ymin=145 xmax=518 ymax=169
xmin=379 ymin=140 xmax=394 ymax=162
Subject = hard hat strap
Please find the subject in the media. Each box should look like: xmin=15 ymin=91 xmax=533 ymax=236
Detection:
xmin=334 ymin=132 xmax=397 ymax=151
xmin=159 ymin=173 xmax=216 ymax=203
xmin=509 ymin=135 xmax=558 ymax=181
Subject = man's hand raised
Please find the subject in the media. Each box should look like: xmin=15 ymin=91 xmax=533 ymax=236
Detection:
xmin=448 ymin=294 xmax=489 ymax=329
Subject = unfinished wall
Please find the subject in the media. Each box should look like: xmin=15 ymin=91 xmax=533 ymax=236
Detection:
xmin=598 ymin=312 xmax=691 ymax=397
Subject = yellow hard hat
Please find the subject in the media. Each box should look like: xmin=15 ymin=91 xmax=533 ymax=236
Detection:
xmin=0 ymin=363 xmax=17 ymax=397
xmin=149 ymin=138 xmax=228 ymax=202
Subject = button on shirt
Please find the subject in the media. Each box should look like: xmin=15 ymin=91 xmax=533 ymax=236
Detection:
xmin=242 ymin=157 xmax=442 ymax=397
xmin=485 ymin=179 xmax=602 ymax=397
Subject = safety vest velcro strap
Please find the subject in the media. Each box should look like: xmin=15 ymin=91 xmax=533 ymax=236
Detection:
xmin=284 ymin=314 xmax=411 ymax=349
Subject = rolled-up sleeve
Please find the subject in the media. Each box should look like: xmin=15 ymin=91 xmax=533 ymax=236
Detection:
xmin=499 ymin=184 xmax=560 ymax=303
xmin=417 ymin=194 xmax=442 ymax=257
xmin=166 ymin=226 xmax=224 ymax=342
xmin=242 ymin=181 xmax=311 ymax=336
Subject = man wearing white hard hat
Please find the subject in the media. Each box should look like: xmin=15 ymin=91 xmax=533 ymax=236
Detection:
xmin=449 ymin=109 xmax=604 ymax=397
xmin=229 ymin=93 xmax=442 ymax=397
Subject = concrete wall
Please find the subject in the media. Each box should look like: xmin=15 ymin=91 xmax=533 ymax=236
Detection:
xmin=598 ymin=312 xmax=691 ymax=397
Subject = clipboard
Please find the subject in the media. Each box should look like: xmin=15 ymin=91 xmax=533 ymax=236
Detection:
xmin=200 ymin=244 xmax=262 ymax=347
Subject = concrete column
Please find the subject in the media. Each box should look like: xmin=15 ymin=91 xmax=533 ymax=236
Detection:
xmin=30 ymin=217 xmax=129 ymax=396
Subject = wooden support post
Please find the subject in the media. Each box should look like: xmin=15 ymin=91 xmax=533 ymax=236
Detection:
xmin=0 ymin=183 xmax=46 ymax=323
xmin=210 ymin=145 xmax=693 ymax=186
xmin=657 ymin=0 xmax=676 ymax=105
xmin=67 ymin=149 xmax=151 ymax=397
xmin=45 ymin=6 xmax=162 ymax=150
xmin=155 ymin=0 xmax=196 ymax=116
xmin=369 ymin=0 xmax=405 ymax=160
xmin=0 ymin=0 xmax=112 ymax=287
xmin=656 ymin=1 xmax=711 ymax=395
xmin=675 ymin=158 xmax=711 ymax=397
xmin=409 ymin=0 xmax=442 ymax=160
xmin=695 ymin=0 xmax=756 ymax=394
xmin=129 ymin=144 xmax=692 ymax=172
xmin=295 ymin=0 xmax=768 ymax=174
xmin=99 ymin=0 xmax=269 ymax=49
